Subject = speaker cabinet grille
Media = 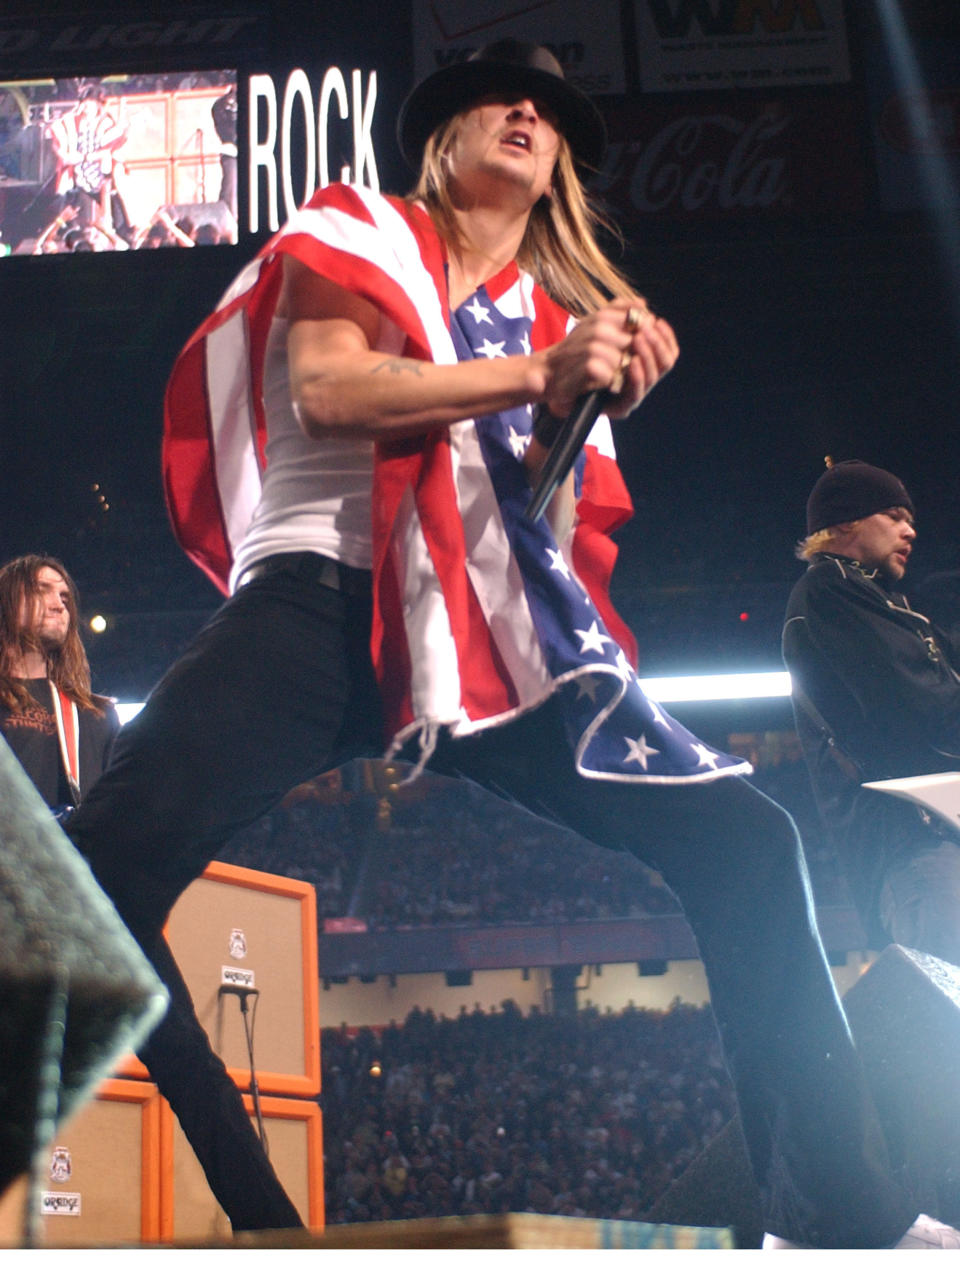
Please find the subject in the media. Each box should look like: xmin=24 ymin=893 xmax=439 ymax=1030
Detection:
xmin=120 ymin=862 xmax=320 ymax=1096
xmin=0 ymin=1079 xmax=161 ymax=1246
xmin=161 ymin=1095 xmax=324 ymax=1240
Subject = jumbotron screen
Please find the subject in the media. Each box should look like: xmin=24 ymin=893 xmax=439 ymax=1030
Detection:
xmin=0 ymin=70 xmax=237 ymax=255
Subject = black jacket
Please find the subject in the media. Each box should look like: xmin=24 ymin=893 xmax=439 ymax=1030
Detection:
xmin=782 ymin=552 xmax=960 ymax=940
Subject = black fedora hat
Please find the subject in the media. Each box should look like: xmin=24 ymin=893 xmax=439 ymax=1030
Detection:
xmin=397 ymin=39 xmax=606 ymax=172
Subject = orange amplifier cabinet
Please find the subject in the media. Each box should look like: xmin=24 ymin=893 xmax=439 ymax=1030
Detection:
xmin=0 ymin=1079 xmax=162 ymax=1246
xmin=120 ymin=861 xmax=320 ymax=1097
xmin=160 ymin=1094 xmax=324 ymax=1240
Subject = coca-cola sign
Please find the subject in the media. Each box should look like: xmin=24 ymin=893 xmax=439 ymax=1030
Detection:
xmin=593 ymin=92 xmax=867 ymax=220
xmin=632 ymin=108 xmax=789 ymax=212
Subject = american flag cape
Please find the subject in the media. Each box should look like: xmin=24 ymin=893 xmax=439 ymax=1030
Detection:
xmin=163 ymin=183 xmax=749 ymax=784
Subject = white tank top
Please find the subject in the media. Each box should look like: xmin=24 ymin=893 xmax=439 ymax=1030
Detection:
xmin=230 ymin=317 xmax=379 ymax=586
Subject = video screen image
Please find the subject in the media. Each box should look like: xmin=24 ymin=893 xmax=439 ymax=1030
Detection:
xmin=0 ymin=71 xmax=237 ymax=255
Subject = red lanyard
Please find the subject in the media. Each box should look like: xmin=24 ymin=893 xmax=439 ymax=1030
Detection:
xmin=49 ymin=683 xmax=81 ymax=805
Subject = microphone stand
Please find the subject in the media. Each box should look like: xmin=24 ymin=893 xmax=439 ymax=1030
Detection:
xmin=218 ymin=984 xmax=267 ymax=1150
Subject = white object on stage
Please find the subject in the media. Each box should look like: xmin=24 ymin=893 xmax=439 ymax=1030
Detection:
xmin=863 ymin=772 xmax=960 ymax=832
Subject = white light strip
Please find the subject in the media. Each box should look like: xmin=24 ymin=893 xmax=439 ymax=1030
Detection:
xmin=114 ymin=672 xmax=794 ymax=724
xmin=638 ymin=671 xmax=793 ymax=703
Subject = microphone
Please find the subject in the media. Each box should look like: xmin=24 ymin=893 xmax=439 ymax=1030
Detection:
xmin=524 ymin=389 xmax=612 ymax=523
xmin=218 ymin=983 xmax=259 ymax=997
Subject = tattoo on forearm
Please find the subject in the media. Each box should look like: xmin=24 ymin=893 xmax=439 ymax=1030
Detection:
xmin=371 ymin=358 xmax=424 ymax=378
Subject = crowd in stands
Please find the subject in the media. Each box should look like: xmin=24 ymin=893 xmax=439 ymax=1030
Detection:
xmin=320 ymin=1001 xmax=736 ymax=1224
xmin=219 ymin=767 xmax=688 ymax=928
xmin=218 ymin=752 xmax=849 ymax=931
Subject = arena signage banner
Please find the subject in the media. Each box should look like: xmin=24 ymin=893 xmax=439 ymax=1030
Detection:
xmin=633 ymin=0 xmax=850 ymax=92
xmin=863 ymin=35 xmax=960 ymax=213
xmin=0 ymin=9 xmax=268 ymax=71
xmin=411 ymin=0 xmax=626 ymax=96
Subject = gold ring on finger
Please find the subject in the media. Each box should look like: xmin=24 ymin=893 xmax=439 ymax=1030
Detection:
xmin=611 ymin=349 xmax=632 ymax=394
xmin=625 ymin=307 xmax=643 ymax=333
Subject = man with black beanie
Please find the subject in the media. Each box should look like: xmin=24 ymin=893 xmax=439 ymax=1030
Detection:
xmin=783 ymin=458 xmax=960 ymax=965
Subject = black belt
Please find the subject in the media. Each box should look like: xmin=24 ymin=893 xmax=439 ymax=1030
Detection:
xmin=237 ymin=552 xmax=370 ymax=595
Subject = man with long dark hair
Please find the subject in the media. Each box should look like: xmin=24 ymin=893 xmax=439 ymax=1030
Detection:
xmin=68 ymin=43 xmax=957 ymax=1246
xmin=0 ymin=554 xmax=118 ymax=816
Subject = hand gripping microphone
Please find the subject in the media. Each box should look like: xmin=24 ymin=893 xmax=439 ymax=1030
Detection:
xmin=524 ymin=389 xmax=611 ymax=523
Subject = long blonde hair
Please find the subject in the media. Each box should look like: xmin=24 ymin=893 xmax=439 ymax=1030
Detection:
xmin=408 ymin=115 xmax=636 ymax=316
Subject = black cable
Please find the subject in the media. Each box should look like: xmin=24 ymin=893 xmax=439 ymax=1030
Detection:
xmin=218 ymin=986 xmax=267 ymax=1153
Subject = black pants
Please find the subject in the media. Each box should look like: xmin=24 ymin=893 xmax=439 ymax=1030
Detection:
xmin=70 ymin=559 xmax=915 ymax=1245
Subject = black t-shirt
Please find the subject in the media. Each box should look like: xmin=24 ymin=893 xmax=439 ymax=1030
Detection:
xmin=0 ymin=678 xmax=119 ymax=809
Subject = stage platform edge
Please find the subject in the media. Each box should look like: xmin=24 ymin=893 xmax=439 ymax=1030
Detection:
xmin=174 ymin=1213 xmax=734 ymax=1249
xmin=5 ymin=1211 xmax=735 ymax=1249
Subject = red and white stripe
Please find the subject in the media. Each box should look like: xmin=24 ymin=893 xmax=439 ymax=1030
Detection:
xmin=162 ymin=184 xmax=635 ymax=744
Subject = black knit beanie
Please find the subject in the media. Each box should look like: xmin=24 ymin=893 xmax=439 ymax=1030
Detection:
xmin=806 ymin=460 xmax=914 ymax=535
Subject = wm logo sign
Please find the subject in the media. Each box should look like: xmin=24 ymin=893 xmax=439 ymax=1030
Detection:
xmin=648 ymin=0 xmax=826 ymax=37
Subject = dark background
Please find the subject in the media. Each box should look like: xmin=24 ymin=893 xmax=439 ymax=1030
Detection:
xmin=1 ymin=0 xmax=959 ymax=702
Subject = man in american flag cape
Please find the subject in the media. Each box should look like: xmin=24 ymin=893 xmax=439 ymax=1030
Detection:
xmin=68 ymin=40 xmax=954 ymax=1248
